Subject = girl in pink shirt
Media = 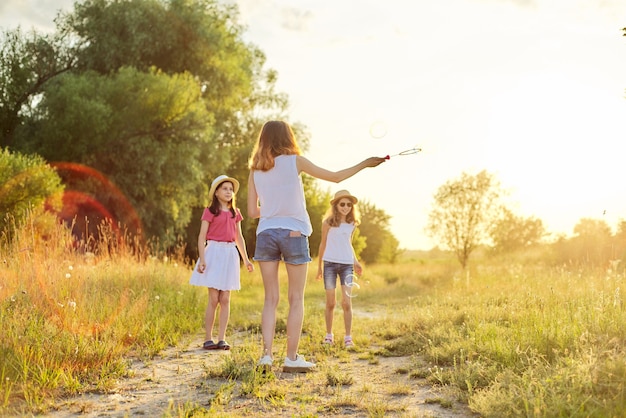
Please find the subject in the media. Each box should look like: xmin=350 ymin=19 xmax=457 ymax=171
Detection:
xmin=190 ymin=175 xmax=253 ymax=350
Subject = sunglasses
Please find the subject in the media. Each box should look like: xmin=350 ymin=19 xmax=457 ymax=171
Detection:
xmin=338 ymin=202 xmax=352 ymax=208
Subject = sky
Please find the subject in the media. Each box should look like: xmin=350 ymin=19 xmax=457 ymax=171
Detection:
xmin=2 ymin=0 xmax=626 ymax=250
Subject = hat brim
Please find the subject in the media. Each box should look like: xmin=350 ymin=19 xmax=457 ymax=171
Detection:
xmin=209 ymin=176 xmax=239 ymax=199
xmin=330 ymin=195 xmax=358 ymax=205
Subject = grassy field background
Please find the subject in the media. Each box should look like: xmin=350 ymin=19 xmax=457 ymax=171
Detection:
xmin=2 ymin=213 xmax=626 ymax=417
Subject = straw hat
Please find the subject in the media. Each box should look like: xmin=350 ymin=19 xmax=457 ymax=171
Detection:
xmin=330 ymin=190 xmax=358 ymax=205
xmin=209 ymin=175 xmax=239 ymax=199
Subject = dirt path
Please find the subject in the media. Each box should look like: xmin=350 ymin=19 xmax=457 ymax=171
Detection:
xmin=47 ymin=336 xmax=477 ymax=417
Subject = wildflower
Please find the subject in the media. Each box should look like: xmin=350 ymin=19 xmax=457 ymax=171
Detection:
xmin=155 ymin=295 xmax=160 ymax=301
xmin=68 ymin=300 xmax=77 ymax=311
xmin=69 ymin=265 xmax=74 ymax=271
xmin=65 ymin=273 xmax=71 ymax=279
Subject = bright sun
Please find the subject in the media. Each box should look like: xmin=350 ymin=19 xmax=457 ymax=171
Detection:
xmin=484 ymin=70 xmax=626 ymax=233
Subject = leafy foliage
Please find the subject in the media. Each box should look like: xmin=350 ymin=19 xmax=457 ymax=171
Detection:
xmin=550 ymin=218 xmax=616 ymax=268
xmin=426 ymin=170 xmax=502 ymax=269
xmin=0 ymin=148 xmax=63 ymax=230
xmin=490 ymin=207 xmax=546 ymax=254
xmin=3 ymin=0 xmax=287 ymax=250
xmin=0 ymin=28 xmax=77 ymax=147
xmin=16 ymin=67 xmax=221 ymax=242
xmin=358 ymin=200 xmax=400 ymax=264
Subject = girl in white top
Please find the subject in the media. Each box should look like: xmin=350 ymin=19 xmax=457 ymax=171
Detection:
xmin=317 ymin=190 xmax=362 ymax=349
xmin=248 ymin=120 xmax=386 ymax=373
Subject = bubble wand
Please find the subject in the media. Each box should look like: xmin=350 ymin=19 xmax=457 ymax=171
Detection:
xmin=385 ymin=146 xmax=422 ymax=160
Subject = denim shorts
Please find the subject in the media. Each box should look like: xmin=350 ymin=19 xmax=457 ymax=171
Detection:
xmin=323 ymin=261 xmax=354 ymax=290
xmin=254 ymin=228 xmax=311 ymax=265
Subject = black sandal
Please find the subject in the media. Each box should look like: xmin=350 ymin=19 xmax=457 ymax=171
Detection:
xmin=217 ymin=340 xmax=230 ymax=350
xmin=203 ymin=340 xmax=218 ymax=350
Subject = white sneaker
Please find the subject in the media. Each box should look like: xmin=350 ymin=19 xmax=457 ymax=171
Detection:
xmin=283 ymin=354 xmax=316 ymax=373
xmin=257 ymin=355 xmax=273 ymax=370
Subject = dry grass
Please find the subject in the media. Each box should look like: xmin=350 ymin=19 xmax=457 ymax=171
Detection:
xmin=3 ymin=211 xmax=626 ymax=417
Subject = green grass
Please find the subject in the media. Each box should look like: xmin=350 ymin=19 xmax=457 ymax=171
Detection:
xmin=2 ymin=212 xmax=626 ymax=416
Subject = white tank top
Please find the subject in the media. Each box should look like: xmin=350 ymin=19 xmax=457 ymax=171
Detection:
xmin=253 ymin=155 xmax=313 ymax=236
xmin=322 ymin=222 xmax=355 ymax=264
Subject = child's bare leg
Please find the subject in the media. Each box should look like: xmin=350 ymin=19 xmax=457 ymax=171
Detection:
xmin=217 ymin=290 xmax=231 ymax=341
xmin=340 ymin=285 xmax=353 ymax=337
xmin=325 ymin=288 xmax=336 ymax=335
xmin=205 ymin=288 xmax=219 ymax=341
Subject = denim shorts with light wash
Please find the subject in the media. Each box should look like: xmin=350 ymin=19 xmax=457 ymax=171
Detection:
xmin=323 ymin=261 xmax=354 ymax=290
xmin=254 ymin=228 xmax=312 ymax=265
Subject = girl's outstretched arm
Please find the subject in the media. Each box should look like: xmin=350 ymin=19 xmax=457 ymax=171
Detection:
xmin=296 ymin=156 xmax=386 ymax=183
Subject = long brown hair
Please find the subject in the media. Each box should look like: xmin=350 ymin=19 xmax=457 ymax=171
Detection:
xmin=248 ymin=121 xmax=302 ymax=171
xmin=208 ymin=181 xmax=236 ymax=218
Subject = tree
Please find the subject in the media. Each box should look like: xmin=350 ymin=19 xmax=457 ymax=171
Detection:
xmin=357 ymin=201 xmax=400 ymax=264
xmin=490 ymin=208 xmax=546 ymax=254
xmin=16 ymin=67 xmax=221 ymax=243
xmin=613 ymin=219 xmax=626 ymax=269
xmin=3 ymin=0 xmax=288 ymax=249
xmin=0 ymin=28 xmax=77 ymax=147
xmin=572 ymin=218 xmax=613 ymax=267
xmin=0 ymin=148 xmax=63 ymax=231
xmin=426 ymin=170 xmax=502 ymax=269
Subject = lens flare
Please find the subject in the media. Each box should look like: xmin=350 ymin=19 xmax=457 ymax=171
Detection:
xmin=49 ymin=162 xmax=143 ymax=241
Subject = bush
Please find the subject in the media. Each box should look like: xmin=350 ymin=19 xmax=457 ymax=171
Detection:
xmin=0 ymin=148 xmax=63 ymax=231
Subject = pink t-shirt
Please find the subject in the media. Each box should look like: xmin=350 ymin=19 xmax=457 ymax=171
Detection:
xmin=201 ymin=207 xmax=243 ymax=242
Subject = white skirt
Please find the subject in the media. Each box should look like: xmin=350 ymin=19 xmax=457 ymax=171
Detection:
xmin=189 ymin=241 xmax=241 ymax=290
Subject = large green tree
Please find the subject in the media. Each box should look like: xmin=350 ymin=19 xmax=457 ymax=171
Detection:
xmin=5 ymin=0 xmax=288 ymax=248
xmin=18 ymin=67 xmax=218 ymax=244
xmin=426 ymin=170 xmax=502 ymax=269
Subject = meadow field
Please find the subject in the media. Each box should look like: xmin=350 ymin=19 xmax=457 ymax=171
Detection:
xmin=2 ymin=214 xmax=626 ymax=417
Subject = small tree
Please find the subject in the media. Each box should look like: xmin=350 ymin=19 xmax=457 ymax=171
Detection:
xmin=572 ymin=218 xmax=613 ymax=267
xmin=426 ymin=170 xmax=502 ymax=269
xmin=358 ymin=200 xmax=400 ymax=264
xmin=0 ymin=148 xmax=63 ymax=230
xmin=490 ymin=208 xmax=546 ymax=254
